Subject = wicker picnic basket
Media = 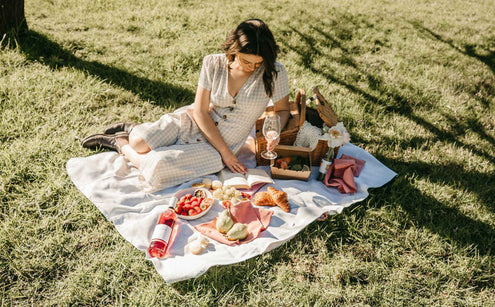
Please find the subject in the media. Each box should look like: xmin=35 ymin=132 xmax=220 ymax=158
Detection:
xmin=255 ymin=87 xmax=339 ymax=166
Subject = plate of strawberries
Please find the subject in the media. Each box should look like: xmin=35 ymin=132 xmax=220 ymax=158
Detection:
xmin=173 ymin=188 xmax=215 ymax=220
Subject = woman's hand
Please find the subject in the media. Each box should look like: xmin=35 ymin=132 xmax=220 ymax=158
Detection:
xmin=192 ymin=86 xmax=245 ymax=173
xmin=221 ymin=151 xmax=247 ymax=174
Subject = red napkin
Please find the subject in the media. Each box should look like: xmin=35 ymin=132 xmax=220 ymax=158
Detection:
xmin=323 ymin=155 xmax=366 ymax=194
xmin=194 ymin=201 xmax=273 ymax=245
xmin=340 ymin=154 xmax=366 ymax=177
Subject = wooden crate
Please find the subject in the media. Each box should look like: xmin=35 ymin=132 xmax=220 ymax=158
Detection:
xmin=270 ymin=145 xmax=312 ymax=181
xmin=255 ymin=88 xmax=337 ymax=166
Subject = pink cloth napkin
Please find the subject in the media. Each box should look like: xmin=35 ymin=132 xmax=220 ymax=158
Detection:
xmin=194 ymin=201 xmax=273 ymax=245
xmin=323 ymin=155 xmax=366 ymax=194
xmin=340 ymin=154 xmax=366 ymax=177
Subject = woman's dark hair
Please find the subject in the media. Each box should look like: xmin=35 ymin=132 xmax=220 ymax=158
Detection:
xmin=222 ymin=19 xmax=280 ymax=98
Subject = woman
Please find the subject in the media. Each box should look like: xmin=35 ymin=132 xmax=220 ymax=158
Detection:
xmin=82 ymin=19 xmax=290 ymax=191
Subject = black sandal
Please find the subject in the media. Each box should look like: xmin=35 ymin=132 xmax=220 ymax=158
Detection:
xmin=81 ymin=132 xmax=128 ymax=153
xmin=103 ymin=122 xmax=135 ymax=135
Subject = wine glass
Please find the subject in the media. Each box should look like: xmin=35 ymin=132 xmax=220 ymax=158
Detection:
xmin=261 ymin=114 xmax=281 ymax=160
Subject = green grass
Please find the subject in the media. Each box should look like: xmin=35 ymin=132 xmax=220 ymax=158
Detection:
xmin=1 ymin=0 xmax=494 ymax=305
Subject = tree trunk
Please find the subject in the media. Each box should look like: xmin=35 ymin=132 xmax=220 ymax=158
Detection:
xmin=0 ymin=0 xmax=28 ymax=36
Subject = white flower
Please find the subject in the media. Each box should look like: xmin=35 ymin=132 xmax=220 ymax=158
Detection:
xmin=319 ymin=122 xmax=350 ymax=148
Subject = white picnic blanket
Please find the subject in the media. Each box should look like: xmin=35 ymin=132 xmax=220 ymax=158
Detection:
xmin=66 ymin=139 xmax=396 ymax=283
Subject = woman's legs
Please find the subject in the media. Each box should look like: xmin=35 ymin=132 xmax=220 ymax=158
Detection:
xmin=128 ymin=130 xmax=151 ymax=154
xmin=116 ymin=132 xmax=150 ymax=168
xmin=120 ymin=144 xmax=145 ymax=168
xmin=83 ymin=114 xmax=180 ymax=164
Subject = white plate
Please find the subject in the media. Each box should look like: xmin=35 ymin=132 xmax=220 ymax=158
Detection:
xmin=173 ymin=188 xmax=214 ymax=220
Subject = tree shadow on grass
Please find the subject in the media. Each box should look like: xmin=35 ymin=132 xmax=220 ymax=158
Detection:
xmin=16 ymin=30 xmax=195 ymax=107
xmin=373 ymin=155 xmax=495 ymax=254
xmin=410 ymin=21 xmax=495 ymax=77
xmin=276 ymin=17 xmax=495 ymax=253
xmin=364 ymin=135 xmax=495 ymax=209
xmin=410 ymin=22 xmax=495 ymax=110
xmin=280 ymin=21 xmax=495 ymax=163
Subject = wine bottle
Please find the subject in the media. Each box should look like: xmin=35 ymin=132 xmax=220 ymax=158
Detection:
xmin=317 ymin=146 xmax=335 ymax=181
xmin=148 ymin=207 xmax=176 ymax=259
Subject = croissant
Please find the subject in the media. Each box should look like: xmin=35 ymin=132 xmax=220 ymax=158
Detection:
xmin=253 ymin=191 xmax=276 ymax=207
xmin=267 ymin=187 xmax=290 ymax=212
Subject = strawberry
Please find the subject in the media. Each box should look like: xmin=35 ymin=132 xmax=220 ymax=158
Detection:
xmin=222 ymin=200 xmax=232 ymax=209
xmin=188 ymin=209 xmax=195 ymax=216
xmin=191 ymin=201 xmax=199 ymax=207
xmin=241 ymin=192 xmax=251 ymax=199
xmin=194 ymin=206 xmax=202 ymax=213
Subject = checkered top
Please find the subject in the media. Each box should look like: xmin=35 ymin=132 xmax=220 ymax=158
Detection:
xmin=198 ymin=53 xmax=289 ymax=153
xmin=136 ymin=54 xmax=289 ymax=191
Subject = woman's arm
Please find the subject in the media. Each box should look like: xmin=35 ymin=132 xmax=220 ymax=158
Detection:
xmin=191 ymin=86 xmax=247 ymax=174
xmin=267 ymin=94 xmax=290 ymax=151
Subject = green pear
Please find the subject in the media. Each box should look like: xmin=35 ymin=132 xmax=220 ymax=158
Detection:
xmin=216 ymin=210 xmax=234 ymax=234
xmin=226 ymin=223 xmax=248 ymax=241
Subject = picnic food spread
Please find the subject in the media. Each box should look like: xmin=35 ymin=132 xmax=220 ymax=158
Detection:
xmin=225 ymin=223 xmax=248 ymax=241
xmin=274 ymin=156 xmax=310 ymax=171
xmin=212 ymin=185 xmax=251 ymax=205
xmin=187 ymin=236 xmax=210 ymax=255
xmin=215 ymin=210 xmax=248 ymax=241
xmin=174 ymin=188 xmax=214 ymax=219
xmin=152 ymin=123 xmax=361 ymax=258
xmin=254 ymin=187 xmax=290 ymax=212
xmin=216 ymin=210 xmax=234 ymax=234
xmin=150 ymin=177 xmax=292 ymax=256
